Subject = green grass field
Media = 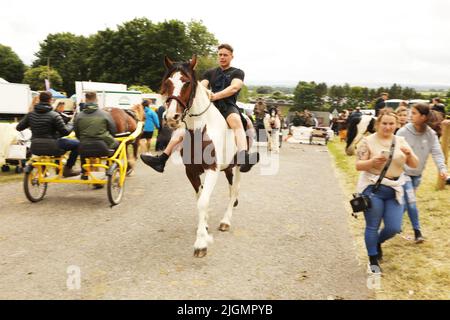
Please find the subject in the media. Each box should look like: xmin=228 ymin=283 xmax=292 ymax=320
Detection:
xmin=328 ymin=139 xmax=450 ymax=300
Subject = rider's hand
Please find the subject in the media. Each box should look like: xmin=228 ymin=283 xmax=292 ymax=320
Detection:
xmin=210 ymin=93 xmax=218 ymax=101
xmin=440 ymin=171 xmax=448 ymax=180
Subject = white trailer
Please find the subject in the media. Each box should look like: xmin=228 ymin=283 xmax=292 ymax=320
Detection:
xmin=75 ymin=81 xmax=142 ymax=110
xmin=0 ymin=82 xmax=32 ymax=115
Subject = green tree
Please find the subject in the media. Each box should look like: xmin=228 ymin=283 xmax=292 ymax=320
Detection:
xmin=33 ymin=33 xmax=91 ymax=95
xmin=128 ymin=85 xmax=153 ymax=93
xmin=23 ymin=66 xmax=62 ymax=91
xmin=88 ymin=18 xmax=218 ymax=91
xmin=294 ymin=81 xmax=319 ymax=110
xmin=238 ymin=84 xmax=249 ymax=103
xmin=196 ymin=55 xmax=217 ymax=79
xmin=389 ymin=83 xmax=402 ymax=98
xmin=256 ymin=86 xmax=273 ymax=94
xmin=0 ymin=44 xmax=26 ymax=83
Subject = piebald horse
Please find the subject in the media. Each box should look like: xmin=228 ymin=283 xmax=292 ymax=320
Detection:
xmin=162 ymin=55 xmax=244 ymax=258
xmin=263 ymin=107 xmax=281 ymax=153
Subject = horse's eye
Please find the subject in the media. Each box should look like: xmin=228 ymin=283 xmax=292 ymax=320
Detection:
xmin=183 ymin=81 xmax=190 ymax=87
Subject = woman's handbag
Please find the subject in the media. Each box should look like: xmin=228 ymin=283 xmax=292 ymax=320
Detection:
xmin=350 ymin=137 xmax=396 ymax=217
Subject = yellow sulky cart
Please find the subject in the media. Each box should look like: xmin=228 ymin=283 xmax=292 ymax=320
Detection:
xmin=23 ymin=122 xmax=143 ymax=206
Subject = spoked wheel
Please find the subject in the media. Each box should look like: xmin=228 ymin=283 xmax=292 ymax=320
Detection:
xmin=24 ymin=166 xmax=47 ymax=202
xmin=107 ymin=165 xmax=124 ymax=205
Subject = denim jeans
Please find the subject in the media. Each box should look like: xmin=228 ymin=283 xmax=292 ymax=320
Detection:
xmin=57 ymin=138 xmax=79 ymax=168
xmin=403 ymin=175 xmax=422 ymax=231
xmin=362 ymin=185 xmax=404 ymax=257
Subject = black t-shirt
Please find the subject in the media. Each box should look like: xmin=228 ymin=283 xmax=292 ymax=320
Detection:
xmin=374 ymin=98 xmax=386 ymax=116
xmin=202 ymin=67 xmax=245 ymax=110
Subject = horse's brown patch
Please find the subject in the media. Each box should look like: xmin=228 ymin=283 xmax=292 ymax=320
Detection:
xmin=180 ymin=126 xmax=217 ymax=171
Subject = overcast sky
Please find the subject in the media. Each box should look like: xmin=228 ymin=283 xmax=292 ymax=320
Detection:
xmin=1 ymin=0 xmax=449 ymax=87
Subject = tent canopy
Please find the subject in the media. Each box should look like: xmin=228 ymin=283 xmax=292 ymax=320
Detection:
xmin=48 ymin=88 xmax=66 ymax=98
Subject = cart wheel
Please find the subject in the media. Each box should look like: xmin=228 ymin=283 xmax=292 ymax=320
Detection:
xmin=107 ymin=166 xmax=124 ymax=205
xmin=24 ymin=166 xmax=47 ymax=202
xmin=1 ymin=165 xmax=10 ymax=172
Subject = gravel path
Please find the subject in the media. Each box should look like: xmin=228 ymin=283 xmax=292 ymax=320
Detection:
xmin=0 ymin=143 xmax=372 ymax=299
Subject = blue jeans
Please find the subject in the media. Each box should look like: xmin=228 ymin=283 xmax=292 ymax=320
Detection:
xmin=403 ymin=175 xmax=422 ymax=231
xmin=57 ymin=138 xmax=79 ymax=168
xmin=362 ymin=185 xmax=404 ymax=257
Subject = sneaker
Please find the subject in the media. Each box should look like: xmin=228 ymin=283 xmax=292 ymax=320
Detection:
xmin=140 ymin=153 xmax=167 ymax=173
xmin=239 ymin=151 xmax=260 ymax=173
xmin=377 ymin=243 xmax=383 ymax=261
xmin=414 ymin=229 xmax=424 ymax=244
xmin=63 ymin=166 xmax=81 ymax=178
xmin=368 ymin=256 xmax=382 ymax=274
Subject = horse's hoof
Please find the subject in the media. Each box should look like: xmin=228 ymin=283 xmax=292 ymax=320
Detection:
xmin=218 ymin=223 xmax=230 ymax=232
xmin=194 ymin=248 xmax=207 ymax=258
xmin=233 ymin=199 xmax=239 ymax=207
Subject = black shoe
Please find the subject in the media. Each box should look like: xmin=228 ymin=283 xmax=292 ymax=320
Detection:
xmin=414 ymin=229 xmax=424 ymax=244
xmin=239 ymin=151 xmax=260 ymax=173
xmin=377 ymin=243 xmax=383 ymax=261
xmin=140 ymin=153 xmax=167 ymax=173
xmin=368 ymin=255 xmax=382 ymax=274
xmin=63 ymin=166 xmax=80 ymax=178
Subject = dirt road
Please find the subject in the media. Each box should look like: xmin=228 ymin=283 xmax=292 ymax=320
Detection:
xmin=0 ymin=143 xmax=372 ymax=299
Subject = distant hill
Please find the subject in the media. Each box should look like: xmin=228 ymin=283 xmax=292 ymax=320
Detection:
xmin=246 ymin=80 xmax=450 ymax=91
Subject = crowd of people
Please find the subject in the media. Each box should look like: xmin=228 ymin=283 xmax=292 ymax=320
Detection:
xmin=354 ymin=104 xmax=448 ymax=274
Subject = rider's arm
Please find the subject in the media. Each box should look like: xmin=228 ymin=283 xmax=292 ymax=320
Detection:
xmin=211 ymin=78 xmax=243 ymax=101
xmin=54 ymin=113 xmax=72 ymax=137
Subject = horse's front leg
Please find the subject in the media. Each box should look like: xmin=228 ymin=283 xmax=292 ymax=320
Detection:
xmin=220 ymin=167 xmax=241 ymax=232
xmin=194 ymin=169 xmax=218 ymax=258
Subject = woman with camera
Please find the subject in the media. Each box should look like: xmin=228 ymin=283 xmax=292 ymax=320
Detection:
xmin=355 ymin=108 xmax=419 ymax=273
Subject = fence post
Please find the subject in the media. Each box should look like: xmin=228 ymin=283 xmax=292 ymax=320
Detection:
xmin=437 ymin=121 xmax=450 ymax=190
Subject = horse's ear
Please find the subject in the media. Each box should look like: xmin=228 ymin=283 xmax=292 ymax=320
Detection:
xmin=164 ymin=56 xmax=174 ymax=69
xmin=189 ymin=55 xmax=197 ymax=70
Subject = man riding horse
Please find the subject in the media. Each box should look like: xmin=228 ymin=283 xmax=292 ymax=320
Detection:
xmin=140 ymin=43 xmax=259 ymax=173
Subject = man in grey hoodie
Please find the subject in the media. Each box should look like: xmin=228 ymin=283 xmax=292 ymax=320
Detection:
xmin=396 ymin=104 xmax=448 ymax=243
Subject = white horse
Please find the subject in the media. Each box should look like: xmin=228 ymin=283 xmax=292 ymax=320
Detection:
xmin=263 ymin=107 xmax=281 ymax=153
xmin=162 ymin=56 xmax=246 ymax=258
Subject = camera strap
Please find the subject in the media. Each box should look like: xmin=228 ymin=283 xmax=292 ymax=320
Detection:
xmin=373 ymin=136 xmax=396 ymax=193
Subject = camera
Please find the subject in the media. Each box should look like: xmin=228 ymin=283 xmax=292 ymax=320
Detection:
xmin=350 ymin=193 xmax=371 ymax=214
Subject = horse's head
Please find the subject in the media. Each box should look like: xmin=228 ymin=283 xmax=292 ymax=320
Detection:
xmin=161 ymin=55 xmax=198 ymax=129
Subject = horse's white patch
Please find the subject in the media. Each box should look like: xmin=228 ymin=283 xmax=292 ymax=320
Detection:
xmin=167 ymin=72 xmax=185 ymax=115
